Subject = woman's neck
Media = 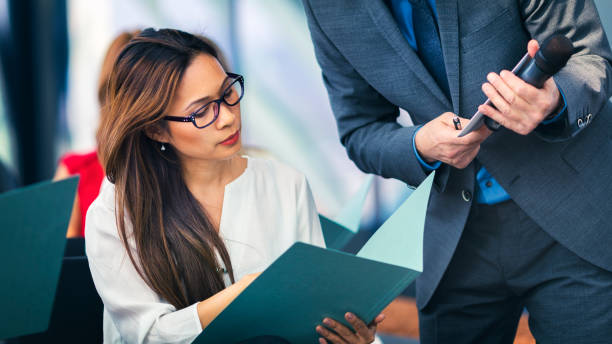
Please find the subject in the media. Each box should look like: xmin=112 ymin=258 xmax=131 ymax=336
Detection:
xmin=181 ymin=154 xmax=247 ymax=199
xmin=181 ymin=155 xmax=247 ymax=230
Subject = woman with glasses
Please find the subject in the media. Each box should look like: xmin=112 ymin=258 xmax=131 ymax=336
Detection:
xmin=86 ymin=28 xmax=383 ymax=344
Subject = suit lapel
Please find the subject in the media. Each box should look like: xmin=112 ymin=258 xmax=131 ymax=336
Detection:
xmin=435 ymin=0 xmax=461 ymax=114
xmin=364 ymin=0 xmax=451 ymax=109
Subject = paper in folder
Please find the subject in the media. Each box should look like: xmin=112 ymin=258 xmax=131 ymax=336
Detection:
xmin=0 ymin=177 xmax=78 ymax=340
xmin=194 ymin=172 xmax=434 ymax=343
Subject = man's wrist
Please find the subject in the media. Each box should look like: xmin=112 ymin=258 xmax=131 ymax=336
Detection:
xmin=413 ymin=126 xmax=441 ymax=171
xmin=542 ymin=83 xmax=568 ymax=125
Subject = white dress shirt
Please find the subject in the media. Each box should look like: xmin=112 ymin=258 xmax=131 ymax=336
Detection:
xmin=85 ymin=157 xmax=325 ymax=344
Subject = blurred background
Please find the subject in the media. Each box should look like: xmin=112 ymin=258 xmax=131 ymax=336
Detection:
xmin=1 ymin=0 xmax=611 ymax=230
xmin=0 ymin=0 xmax=424 ymax=234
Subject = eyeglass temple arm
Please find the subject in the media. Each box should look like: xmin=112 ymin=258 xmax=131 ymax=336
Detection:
xmin=164 ymin=116 xmax=193 ymax=122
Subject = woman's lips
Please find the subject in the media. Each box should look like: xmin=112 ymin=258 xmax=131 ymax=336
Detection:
xmin=220 ymin=130 xmax=240 ymax=145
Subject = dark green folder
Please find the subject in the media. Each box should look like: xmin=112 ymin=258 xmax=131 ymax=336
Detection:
xmin=319 ymin=214 xmax=354 ymax=250
xmin=0 ymin=177 xmax=79 ymax=340
xmin=194 ymin=172 xmax=434 ymax=344
xmin=196 ymin=243 xmax=418 ymax=343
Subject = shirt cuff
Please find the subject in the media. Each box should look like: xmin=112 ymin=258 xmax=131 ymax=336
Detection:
xmin=412 ymin=126 xmax=441 ymax=171
xmin=541 ymin=84 xmax=568 ymax=125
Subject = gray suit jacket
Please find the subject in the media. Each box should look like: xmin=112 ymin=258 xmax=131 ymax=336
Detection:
xmin=303 ymin=0 xmax=612 ymax=309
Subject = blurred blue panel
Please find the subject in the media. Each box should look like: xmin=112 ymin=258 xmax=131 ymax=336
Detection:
xmin=594 ymin=0 xmax=612 ymax=46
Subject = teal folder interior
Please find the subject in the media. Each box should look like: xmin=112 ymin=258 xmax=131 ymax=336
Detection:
xmin=194 ymin=173 xmax=434 ymax=343
xmin=319 ymin=214 xmax=354 ymax=250
xmin=0 ymin=177 xmax=79 ymax=339
xmin=320 ymin=175 xmax=373 ymax=250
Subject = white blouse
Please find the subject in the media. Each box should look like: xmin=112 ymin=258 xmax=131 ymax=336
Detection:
xmin=85 ymin=157 xmax=325 ymax=344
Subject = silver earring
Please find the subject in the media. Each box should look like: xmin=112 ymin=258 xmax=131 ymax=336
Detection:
xmin=161 ymin=143 xmax=166 ymax=151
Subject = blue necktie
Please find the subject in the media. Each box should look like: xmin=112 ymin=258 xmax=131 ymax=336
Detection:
xmin=411 ymin=0 xmax=451 ymax=100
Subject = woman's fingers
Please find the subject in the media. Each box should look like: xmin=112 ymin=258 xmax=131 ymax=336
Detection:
xmin=316 ymin=324 xmax=348 ymax=344
xmin=316 ymin=313 xmax=381 ymax=344
xmin=371 ymin=313 xmax=385 ymax=325
xmin=345 ymin=313 xmax=374 ymax=342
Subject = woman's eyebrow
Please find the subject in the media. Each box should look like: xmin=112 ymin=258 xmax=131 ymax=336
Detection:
xmin=183 ymin=75 xmax=232 ymax=111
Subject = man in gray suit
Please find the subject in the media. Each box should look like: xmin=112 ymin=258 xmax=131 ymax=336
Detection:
xmin=303 ymin=0 xmax=612 ymax=342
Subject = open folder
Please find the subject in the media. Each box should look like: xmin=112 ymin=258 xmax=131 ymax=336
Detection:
xmin=320 ymin=175 xmax=373 ymax=250
xmin=193 ymin=172 xmax=434 ymax=343
xmin=0 ymin=177 xmax=78 ymax=340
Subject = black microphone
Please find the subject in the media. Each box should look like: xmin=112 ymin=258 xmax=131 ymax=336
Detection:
xmin=458 ymin=35 xmax=574 ymax=136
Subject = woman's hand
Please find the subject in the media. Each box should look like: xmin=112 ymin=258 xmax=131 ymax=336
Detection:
xmin=316 ymin=312 xmax=385 ymax=344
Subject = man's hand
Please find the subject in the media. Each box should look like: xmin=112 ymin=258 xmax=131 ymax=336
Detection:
xmin=414 ymin=112 xmax=490 ymax=169
xmin=478 ymin=40 xmax=562 ymax=135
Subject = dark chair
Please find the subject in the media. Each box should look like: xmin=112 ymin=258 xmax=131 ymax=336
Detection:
xmin=63 ymin=237 xmax=86 ymax=257
xmin=17 ymin=238 xmax=103 ymax=344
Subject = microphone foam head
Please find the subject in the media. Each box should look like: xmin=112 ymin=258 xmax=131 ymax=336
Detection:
xmin=535 ymin=35 xmax=574 ymax=75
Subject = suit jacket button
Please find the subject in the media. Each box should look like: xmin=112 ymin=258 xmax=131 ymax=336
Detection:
xmin=462 ymin=190 xmax=472 ymax=202
xmin=577 ymin=118 xmax=584 ymax=128
xmin=586 ymin=113 xmax=593 ymax=124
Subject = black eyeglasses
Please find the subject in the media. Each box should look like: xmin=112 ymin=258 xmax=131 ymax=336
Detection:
xmin=164 ymin=73 xmax=244 ymax=129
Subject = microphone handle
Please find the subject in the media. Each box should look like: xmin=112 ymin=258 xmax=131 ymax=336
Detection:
xmin=483 ymin=54 xmax=551 ymax=130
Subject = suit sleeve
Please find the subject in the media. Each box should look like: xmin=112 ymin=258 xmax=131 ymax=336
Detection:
xmin=302 ymin=0 xmax=433 ymax=187
xmin=522 ymin=0 xmax=612 ymax=141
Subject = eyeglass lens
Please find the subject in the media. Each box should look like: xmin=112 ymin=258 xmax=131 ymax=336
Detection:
xmin=192 ymin=77 xmax=243 ymax=128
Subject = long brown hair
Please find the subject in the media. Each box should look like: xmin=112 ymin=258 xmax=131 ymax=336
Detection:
xmin=97 ymin=28 xmax=235 ymax=309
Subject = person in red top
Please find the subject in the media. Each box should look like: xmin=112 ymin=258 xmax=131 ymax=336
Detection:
xmin=55 ymin=151 xmax=105 ymax=237
xmin=54 ymin=31 xmax=138 ymax=237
